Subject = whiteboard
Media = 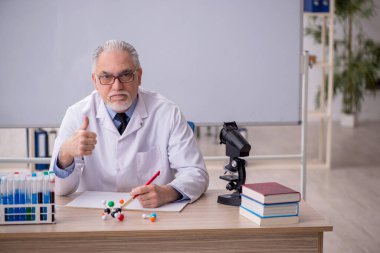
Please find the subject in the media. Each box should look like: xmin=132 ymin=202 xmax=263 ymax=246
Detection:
xmin=0 ymin=0 xmax=302 ymax=127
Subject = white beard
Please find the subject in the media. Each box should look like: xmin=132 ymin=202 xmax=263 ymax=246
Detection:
xmin=106 ymin=91 xmax=133 ymax=113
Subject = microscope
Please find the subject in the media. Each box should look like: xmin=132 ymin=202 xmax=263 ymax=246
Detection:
xmin=217 ymin=122 xmax=251 ymax=206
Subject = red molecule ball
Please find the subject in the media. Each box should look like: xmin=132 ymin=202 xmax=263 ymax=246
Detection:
xmin=118 ymin=213 xmax=124 ymax=221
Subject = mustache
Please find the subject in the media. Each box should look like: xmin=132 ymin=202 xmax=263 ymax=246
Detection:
xmin=108 ymin=91 xmax=130 ymax=98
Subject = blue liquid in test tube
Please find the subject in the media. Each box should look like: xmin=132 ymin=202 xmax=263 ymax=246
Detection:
xmin=1 ymin=176 xmax=8 ymax=221
xmin=31 ymin=172 xmax=38 ymax=221
xmin=49 ymin=171 xmax=55 ymax=222
xmin=14 ymin=172 xmax=21 ymax=221
xmin=25 ymin=174 xmax=32 ymax=221
xmin=7 ymin=175 xmax=14 ymax=221
xmin=19 ymin=174 xmax=26 ymax=221
xmin=43 ymin=171 xmax=50 ymax=221
xmin=37 ymin=172 xmax=43 ymax=221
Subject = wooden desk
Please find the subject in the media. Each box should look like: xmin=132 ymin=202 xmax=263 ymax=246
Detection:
xmin=0 ymin=190 xmax=332 ymax=253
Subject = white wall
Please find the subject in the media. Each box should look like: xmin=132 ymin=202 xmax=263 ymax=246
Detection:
xmin=0 ymin=0 xmax=302 ymax=127
xmin=303 ymin=0 xmax=380 ymax=122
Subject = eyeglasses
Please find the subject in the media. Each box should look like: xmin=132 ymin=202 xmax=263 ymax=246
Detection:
xmin=97 ymin=70 xmax=137 ymax=85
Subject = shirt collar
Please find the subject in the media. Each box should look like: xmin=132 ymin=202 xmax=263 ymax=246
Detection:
xmin=105 ymin=95 xmax=138 ymax=120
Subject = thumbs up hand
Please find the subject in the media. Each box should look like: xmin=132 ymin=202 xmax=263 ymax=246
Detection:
xmin=80 ymin=116 xmax=90 ymax=130
xmin=58 ymin=116 xmax=97 ymax=168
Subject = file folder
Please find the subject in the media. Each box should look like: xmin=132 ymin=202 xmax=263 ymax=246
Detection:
xmin=304 ymin=0 xmax=329 ymax=13
xmin=34 ymin=128 xmax=49 ymax=171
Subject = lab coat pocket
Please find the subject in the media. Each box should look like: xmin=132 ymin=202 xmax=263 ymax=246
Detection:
xmin=136 ymin=147 xmax=163 ymax=183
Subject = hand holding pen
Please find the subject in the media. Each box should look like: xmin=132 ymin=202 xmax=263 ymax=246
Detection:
xmin=121 ymin=171 xmax=160 ymax=209
xmin=124 ymin=170 xmax=181 ymax=209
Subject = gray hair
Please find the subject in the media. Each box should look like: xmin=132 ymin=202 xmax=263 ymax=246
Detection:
xmin=92 ymin=40 xmax=141 ymax=73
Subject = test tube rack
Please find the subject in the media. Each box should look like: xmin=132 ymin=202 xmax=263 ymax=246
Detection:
xmin=0 ymin=203 xmax=55 ymax=225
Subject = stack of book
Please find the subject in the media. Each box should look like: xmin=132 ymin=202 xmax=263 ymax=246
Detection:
xmin=239 ymin=182 xmax=301 ymax=226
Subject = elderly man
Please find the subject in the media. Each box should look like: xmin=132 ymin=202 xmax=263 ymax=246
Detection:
xmin=50 ymin=40 xmax=209 ymax=208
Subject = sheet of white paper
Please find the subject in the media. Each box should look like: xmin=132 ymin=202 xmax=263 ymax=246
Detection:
xmin=65 ymin=191 xmax=189 ymax=212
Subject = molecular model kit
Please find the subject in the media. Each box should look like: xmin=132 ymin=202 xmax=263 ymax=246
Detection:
xmin=101 ymin=199 xmax=157 ymax=222
xmin=101 ymin=200 xmax=124 ymax=221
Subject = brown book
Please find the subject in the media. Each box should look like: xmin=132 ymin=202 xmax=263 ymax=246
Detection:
xmin=242 ymin=182 xmax=301 ymax=204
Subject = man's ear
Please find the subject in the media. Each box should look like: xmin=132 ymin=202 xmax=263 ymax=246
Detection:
xmin=137 ymin=68 xmax=143 ymax=86
xmin=92 ymin=73 xmax=98 ymax=90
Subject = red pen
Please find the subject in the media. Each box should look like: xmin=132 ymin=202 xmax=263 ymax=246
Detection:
xmin=144 ymin=170 xmax=160 ymax=186
xmin=121 ymin=170 xmax=161 ymax=208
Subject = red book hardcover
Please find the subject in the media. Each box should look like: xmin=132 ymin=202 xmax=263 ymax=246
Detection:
xmin=242 ymin=182 xmax=301 ymax=204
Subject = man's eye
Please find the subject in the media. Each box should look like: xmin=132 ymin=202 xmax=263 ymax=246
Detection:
xmin=101 ymin=75 xmax=113 ymax=80
xmin=121 ymin=73 xmax=132 ymax=78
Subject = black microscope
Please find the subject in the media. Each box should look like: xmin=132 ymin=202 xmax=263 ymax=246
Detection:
xmin=217 ymin=122 xmax=251 ymax=206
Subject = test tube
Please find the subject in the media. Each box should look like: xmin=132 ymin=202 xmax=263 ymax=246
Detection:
xmin=0 ymin=176 xmax=6 ymax=204
xmin=42 ymin=171 xmax=50 ymax=221
xmin=7 ymin=174 xmax=14 ymax=221
xmin=31 ymin=172 xmax=38 ymax=221
xmin=0 ymin=176 xmax=2 ymax=205
xmin=1 ymin=176 xmax=8 ymax=221
xmin=25 ymin=174 xmax=32 ymax=221
xmin=49 ymin=171 xmax=55 ymax=222
xmin=37 ymin=172 xmax=43 ymax=221
xmin=19 ymin=173 xmax=26 ymax=221
xmin=14 ymin=172 xmax=20 ymax=221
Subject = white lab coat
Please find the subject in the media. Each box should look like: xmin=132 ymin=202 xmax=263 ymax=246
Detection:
xmin=49 ymin=88 xmax=209 ymax=202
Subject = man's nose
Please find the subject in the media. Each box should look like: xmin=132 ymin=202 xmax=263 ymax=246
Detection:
xmin=112 ymin=78 xmax=123 ymax=89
